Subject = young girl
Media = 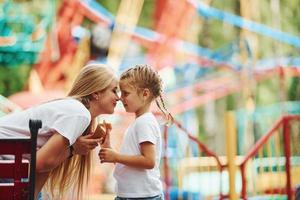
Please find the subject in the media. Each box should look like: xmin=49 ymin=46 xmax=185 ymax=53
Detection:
xmin=99 ymin=65 xmax=173 ymax=200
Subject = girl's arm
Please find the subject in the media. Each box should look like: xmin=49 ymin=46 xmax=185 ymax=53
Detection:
xmin=99 ymin=141 xmax=156 ymax=169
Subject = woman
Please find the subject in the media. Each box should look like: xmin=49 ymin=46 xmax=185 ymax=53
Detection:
xmin=0 ymin=64 xmax=119 ymax=200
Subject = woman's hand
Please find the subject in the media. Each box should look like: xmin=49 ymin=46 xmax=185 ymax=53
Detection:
xmin=73 ymin=134 xmax=101 ymax=155
xmin=98 ymin=120 xmax=112 ymax=148
xmin=100 ymin=128 xmax=111 ymax=148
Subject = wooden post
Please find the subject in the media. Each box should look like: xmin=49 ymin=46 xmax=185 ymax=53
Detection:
xmin=225 ymin=112 xmax=237 ymax=200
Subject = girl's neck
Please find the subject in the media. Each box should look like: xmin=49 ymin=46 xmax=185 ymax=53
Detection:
xmin=135 ymin=103 xmax=151 ymax=118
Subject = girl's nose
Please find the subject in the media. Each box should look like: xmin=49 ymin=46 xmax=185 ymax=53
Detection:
xmin=116 ymin=91 xmax=121 ymax=99
xmin=115 ymin=94 xmax=121 ymax=101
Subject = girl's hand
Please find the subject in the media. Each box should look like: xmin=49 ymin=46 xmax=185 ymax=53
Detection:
xmin=73 ymin=134 xmax=101 ymax=155
xmin=98 ymin=148 xmax=118 ymax=163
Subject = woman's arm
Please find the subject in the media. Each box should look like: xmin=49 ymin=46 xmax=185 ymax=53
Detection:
xmin=72 ymin=134 xmax=100 ymax=155
xmin=34 ymin=132 xmax=100 ymax=198
xmin=34 ymin=132 xmax=70 ymax=199
xmin=36 ymin=132 xmax=101 ymax=172
xmin=36 ymin=132 xmax=70 ymax=173
xmin=99 ymin=142 xmax=156 ymax=169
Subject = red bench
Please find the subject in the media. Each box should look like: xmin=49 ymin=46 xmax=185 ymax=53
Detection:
xmin=0 ymin=119 xmax=42 ymax=200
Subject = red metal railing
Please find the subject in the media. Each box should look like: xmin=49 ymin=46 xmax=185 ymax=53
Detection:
xmin=163 ymin=119 xmax=226 ymax=200
xmin=239 ymin=115 xmax=300 ymax=200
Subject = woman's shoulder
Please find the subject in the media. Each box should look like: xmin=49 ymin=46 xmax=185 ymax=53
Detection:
xmin=55 ymin=98 xmax=82 ymax=106
xmin=42 ymin=98 xmax=90 ymax=118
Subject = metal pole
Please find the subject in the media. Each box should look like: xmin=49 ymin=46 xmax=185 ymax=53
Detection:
xmin=283 ymin=117 xmax=292 ymax=200
xmin=29 ymin=119 xmax=42 ymax=200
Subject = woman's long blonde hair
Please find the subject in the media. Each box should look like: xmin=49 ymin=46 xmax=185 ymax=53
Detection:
xmin=44 ymin=63 xmax=117 ymax=199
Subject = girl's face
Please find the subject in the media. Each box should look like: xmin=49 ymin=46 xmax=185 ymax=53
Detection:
xmin=119 ymin=81 xmax=145 ymax=116
xmin=98 ymin=79 xmax=119 ymax=114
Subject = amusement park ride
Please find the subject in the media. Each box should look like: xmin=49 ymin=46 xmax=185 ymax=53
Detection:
xmin=1 ymin=0 xmax=300 ymax=199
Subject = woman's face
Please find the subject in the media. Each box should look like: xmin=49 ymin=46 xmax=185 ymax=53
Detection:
xmin=98 ymin=79 xmax=119 ymax=114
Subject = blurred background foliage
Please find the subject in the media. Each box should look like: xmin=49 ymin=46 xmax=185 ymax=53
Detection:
xmin=1 ymin=0 xmax=300 ymax=98
xmin=0 ymin=65 xmax=31 ymax=96
xmin=0 ymin=0 xmax=300 ymax=155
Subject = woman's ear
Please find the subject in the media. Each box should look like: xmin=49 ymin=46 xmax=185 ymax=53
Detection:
xmin=91 ymin=92 xmax=100 ymax=100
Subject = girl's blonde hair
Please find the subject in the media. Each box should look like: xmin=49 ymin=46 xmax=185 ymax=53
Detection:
xmin=120 ymin=64 xmax=173 ymax=124
xmin=45 ymin=63 xmax=117 ymax=199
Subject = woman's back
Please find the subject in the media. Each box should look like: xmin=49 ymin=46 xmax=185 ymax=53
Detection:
xmin=0 ymin=98 xmax=91 ymax=148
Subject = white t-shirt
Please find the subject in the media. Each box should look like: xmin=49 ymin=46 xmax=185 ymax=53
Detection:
xmin=113 ymin=112 xmax=163 ymax=198
xmin=0 ymin=98 xmax=91 ymax=148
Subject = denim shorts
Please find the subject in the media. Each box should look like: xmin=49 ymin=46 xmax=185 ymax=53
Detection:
xmin=115 ymin=194 xmax=163 ymax=200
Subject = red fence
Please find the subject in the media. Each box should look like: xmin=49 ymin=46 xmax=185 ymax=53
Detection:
xmin=239 ymin=115 xmax=300 ymax=200
xmin=162 ymin=115 xmax=300 ymax=200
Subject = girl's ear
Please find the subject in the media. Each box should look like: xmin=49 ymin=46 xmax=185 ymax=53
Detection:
xmin=142 ymin=88 xmax=151 ymax=99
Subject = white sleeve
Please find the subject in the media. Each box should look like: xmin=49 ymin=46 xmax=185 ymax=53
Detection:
xmin=52 ymin=115 xmax=90 ymax=145
xmin=135 ymin=121 xmax=158 ymax=145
